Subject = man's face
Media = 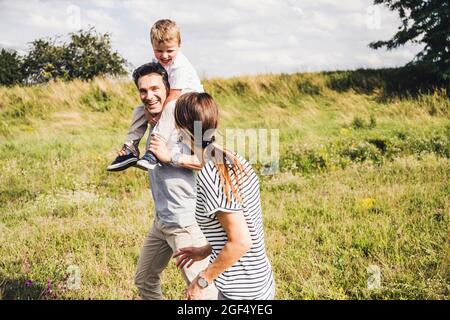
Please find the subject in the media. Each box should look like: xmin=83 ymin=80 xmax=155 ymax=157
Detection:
xmin=153 ymin=39 xmax=180 ymax=67
xmin=137 ymin=73 xmax=167 ymax=116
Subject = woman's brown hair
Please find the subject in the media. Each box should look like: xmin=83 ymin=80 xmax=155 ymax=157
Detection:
xmin=174 ymin=92 xmax=246 ymax=204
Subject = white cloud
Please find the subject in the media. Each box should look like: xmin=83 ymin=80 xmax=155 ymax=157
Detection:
xmin=83 ymin=8 xmax=122 ymax=36
xmin=27 ymin=12 xmax=65 ymax=29
xmin=0 ymin=0 xmax=424 ymax=78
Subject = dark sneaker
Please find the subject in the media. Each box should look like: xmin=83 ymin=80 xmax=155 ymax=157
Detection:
xmin=107 ymin=145 xmax=138 ymax=172
xmin=135 ymin=150 xmax=160 ymax=171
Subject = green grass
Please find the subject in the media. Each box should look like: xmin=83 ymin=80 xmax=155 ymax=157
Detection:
xmin=0 ymin=70 xmax=449 ymax=299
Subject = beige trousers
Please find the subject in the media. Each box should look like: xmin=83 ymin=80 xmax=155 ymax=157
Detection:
xmin=134 ymin=217 xmax=218 ymax=300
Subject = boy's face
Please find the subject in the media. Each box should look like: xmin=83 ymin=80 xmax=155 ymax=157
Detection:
xmin=153 ymin=39 xmax=180 ymax=67
xmin=137 ymin=73 xmax=167 ymax=116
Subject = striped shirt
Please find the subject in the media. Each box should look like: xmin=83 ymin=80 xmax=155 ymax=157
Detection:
xmin=195 ymin=154 xmax=275 ymax=300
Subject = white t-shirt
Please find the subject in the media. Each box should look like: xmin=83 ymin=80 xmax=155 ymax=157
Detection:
xmin=152 ymin=52 xmax=204 ymax=93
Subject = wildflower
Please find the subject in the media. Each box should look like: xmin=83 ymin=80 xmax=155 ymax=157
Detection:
xmin=340 ymin=128 xmax=350 ymax=136
xmin=25 ymin=279 xmax=33 ymax=287
xmin=360 ymin=198 xmax=375 ymax=210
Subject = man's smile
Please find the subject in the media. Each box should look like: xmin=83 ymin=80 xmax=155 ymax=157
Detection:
xmin=145 ymin=99 xmax=160 ymax=107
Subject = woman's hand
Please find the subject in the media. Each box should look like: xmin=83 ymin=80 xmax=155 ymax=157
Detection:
xmin=149 ymin=135 xmax=171 ymax=163
xmin=185 ymin=275 xmax=206 ymax=300
xmin=173 ymin=245 xmax=211 ymax=269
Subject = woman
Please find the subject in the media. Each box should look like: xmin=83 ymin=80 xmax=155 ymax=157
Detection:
xmin=150 ymin=92 xmax=275 ymax=300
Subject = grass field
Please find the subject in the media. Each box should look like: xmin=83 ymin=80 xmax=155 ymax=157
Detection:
xmin=0 ymin=69 xmax=449 ymax=299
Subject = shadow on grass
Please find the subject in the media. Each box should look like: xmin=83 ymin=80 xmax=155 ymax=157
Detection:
xmin=0 ymin=276 xmax=46 ymax=300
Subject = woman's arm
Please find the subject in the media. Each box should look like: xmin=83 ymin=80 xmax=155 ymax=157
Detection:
xmin=182 ymin=211 xmax=253 ymax=299
xmin=173 ymin=153 xmax=202 ymax=170
xmin=150 ymin=136 xmax=203 ymax=170
xmin=202 ymin=212 xmax=253 ymax=283
xmin=174 ymin=212 xmax=252 ymax=274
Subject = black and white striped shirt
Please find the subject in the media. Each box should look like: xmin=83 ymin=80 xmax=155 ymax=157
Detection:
xmin=195 ymin=154 xmax=275 ymax=300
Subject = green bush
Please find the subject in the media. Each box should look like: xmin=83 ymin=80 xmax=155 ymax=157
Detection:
xmin=280 ymin=129 xmax=450 ymax=175
xmin=297 ymin=79 xmax=321 ymax=95
xmin=0 ymin=49 xmax=24 ymax=86
xmin=350 ymin=115 xmax=377 ymax=130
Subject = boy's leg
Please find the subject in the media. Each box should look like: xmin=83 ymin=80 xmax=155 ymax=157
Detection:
xmin=107 ymin=105 xmax=148 ymax=171
xmin=135 ymin=122 xmax=162 ymax=170
xmin=125 ymin=105 xmax=148 ymax=155
xmin=164 ymin=224 xmax=218 ymax=300
xmin=136 ymin=101 xmax=180 ymax=170
xmin=135 ymin=221 xmax=173 ymax=300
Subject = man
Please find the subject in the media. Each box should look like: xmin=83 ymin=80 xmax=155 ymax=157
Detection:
xmin=124 ymin=62 xmax=217 ymax=300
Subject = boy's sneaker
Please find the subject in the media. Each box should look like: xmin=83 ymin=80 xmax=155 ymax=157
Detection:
xmin=107 ymin=144 xmax=139 ymax=172
xmin=135 ymin=150 xmax=160 ymax=171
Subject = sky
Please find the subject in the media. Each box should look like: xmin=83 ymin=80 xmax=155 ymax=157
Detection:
xmin=0 ymin=0 xmax=424 ymax=79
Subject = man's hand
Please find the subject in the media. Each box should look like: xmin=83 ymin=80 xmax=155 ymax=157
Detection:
xmin=117 ymin=145 xmax=128 ymax=156
xmin=149 ymin=135 xmax=171 ymax=163
xmin=173 ymin=245 xmax=211 ymax=269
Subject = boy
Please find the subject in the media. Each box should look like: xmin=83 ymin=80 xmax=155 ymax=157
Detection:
xmin=107 ymin=19 xmax=203 ymax=171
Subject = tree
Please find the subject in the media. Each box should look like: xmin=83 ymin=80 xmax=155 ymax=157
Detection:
xmin=64 ymin=28 xmax=127 ymax=81
xmin=369 ymin=0 xmax=450 ymax=82
xmin=0 ymin=49 xmax=24 ymax=86
xmin=22 ymin=38 xmax=69 ymax=84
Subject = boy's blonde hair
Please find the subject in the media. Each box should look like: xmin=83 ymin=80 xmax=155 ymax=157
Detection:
xmin=150 ymin=19 xmax=181 ymax=46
